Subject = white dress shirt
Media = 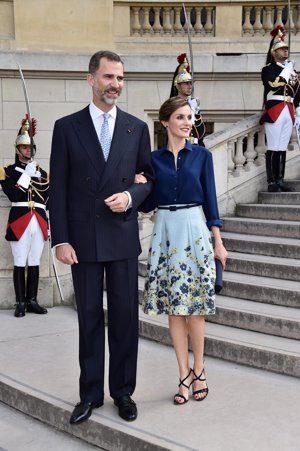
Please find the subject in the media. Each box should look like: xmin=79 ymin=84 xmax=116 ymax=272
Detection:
xmin=89 ymin=102 xmax=132 ymax=210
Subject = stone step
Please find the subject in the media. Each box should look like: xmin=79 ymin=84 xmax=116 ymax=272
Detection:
xmin=226 ymin=251 xmax=300 ymax=281
xmin=138 ymin=308 xmax=300 ymax=377
xmin=207 ymin=295 xmax=300 ymax=339
xmin=222 ymin=232 xmax=300 ymax=258
xmin=258 ymin=191 xmax=300 ymax=205
xmin=221 ymin=271 xmax=300 ymax=308
xmin=1 ymin=307 xmax=300 ymax=451
xmin=222 ymin=217 xmax=300 ymax=239
xmin=286 ymin=179 xmax=300 ymax=190
xmin=236 ymin=203 xmax=300 ymax=221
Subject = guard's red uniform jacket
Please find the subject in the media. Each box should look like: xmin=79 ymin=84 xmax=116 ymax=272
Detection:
xmin=260 ymin=61 xmax=300 ymax=124
xmin=0 ymin=161 xmax=49 ymax=241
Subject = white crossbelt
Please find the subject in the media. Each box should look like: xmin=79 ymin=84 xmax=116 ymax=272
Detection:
xmin=11 ymin=201 xmax=46 ymax=210
xmin=267 ymin=94 xmax=294 ymax=103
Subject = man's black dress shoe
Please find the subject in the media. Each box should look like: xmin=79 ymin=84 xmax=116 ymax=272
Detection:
xmin=114 ymin=395 xmax=137 ymax=422
xmin=70 ymin=400 xmax=103 ymax=425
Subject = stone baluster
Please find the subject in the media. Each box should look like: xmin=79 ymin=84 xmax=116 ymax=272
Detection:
xmin=174 ymin=6 xmax=182 ymax=35
xmin=274 ymin=6 xmax=284 ymax=28
xmin=204 ymin=7 xmax=214 ymax=35
xmin=253 ymin=6 xmax=263 ymax=35
xmin=263 ymin=7 xmax=273 ymax=34
xmin=131 ymin=7 xmax=141 ymax=36
xmin=255 ymin=127 xmax=267 ymax=166
xmin=142 ymin=6 xmax=152 ymax=35
xmin=194 ymin=6 xmax=203 ymax=34
xmin=285 ymin=6 xmax=295 ymax=34
xmin=296 ymin=6 xmax=300 ymax=35
xmin=233 ymin=136 xmax=246 ymax=176
xmin=184 ymin=6 xmax=194 ymax=36
xmin=163 ymin=7 xmax=172 ymax=35
xmin=244 ymin=131 xmax=257 ymax=170
xmin=243 ymin=6 xmax=253 ymax=35
xmin=227 ymin=141 xmax=236 ymax=176
xmin=153 ymin=7 xmax=161 ymax=34
xmin=288 ymin=127 xmax=298 ymax=150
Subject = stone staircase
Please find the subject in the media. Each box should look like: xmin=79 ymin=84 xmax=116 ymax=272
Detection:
xmin=138 ymin=180 xmax=300 ymax=378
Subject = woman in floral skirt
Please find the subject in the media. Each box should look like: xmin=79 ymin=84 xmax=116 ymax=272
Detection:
xmin=138 ymin=96 xmax=227 ymax=405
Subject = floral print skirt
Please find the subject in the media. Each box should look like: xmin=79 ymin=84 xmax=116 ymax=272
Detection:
xmin=142 ymin=206 xmax=216 ymax=316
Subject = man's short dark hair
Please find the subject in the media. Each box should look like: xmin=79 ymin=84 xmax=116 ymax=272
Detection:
xmin=88 ymin=51 xmax=124 ymax=75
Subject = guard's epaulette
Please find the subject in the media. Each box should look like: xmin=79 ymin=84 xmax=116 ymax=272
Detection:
xmin=0 ymin=166 xmax=7 ymax=181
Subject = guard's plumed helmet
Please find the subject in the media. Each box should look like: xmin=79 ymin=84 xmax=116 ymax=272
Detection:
xmin=174 ymin=53 xmax=192 ymax=86
xmin=15 ymin=115 xmax=37 ymax=153
xmin=271 ymin=25 xmax=288 ymax=52
xmin=170 ymin=53 xmax=192 ymax=97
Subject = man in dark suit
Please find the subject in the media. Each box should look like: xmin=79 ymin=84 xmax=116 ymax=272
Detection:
xmin=49 ymin=50 xmax=154 ymax=424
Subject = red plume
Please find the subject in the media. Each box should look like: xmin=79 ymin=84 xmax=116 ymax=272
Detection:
xmin=31 ymin=118 xmax=37 ymax=137
xmin=177 ymin=53 xmax=187 ymax=64
xmin=270 ymin=25 xmax=286 ymax=38
xmin=177 ymin=53 xmax=190 ymax=73
xmin=21 ymin=114 xmax=37 ymax=136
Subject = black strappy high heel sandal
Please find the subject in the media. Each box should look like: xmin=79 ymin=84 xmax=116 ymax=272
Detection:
xmin=174 ymin=368 xmax=192 ymax=405
xmin=192 ymin=368 xmax=209 ymax=401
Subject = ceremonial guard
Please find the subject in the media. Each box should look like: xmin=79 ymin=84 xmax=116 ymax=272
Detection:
xmin=0 ymin=117 xmax=49 ymax=317
xmin=170 ymin=53 xmax=205 ymax=146
xmin=260 ymin=26 xmax=300 ymax=192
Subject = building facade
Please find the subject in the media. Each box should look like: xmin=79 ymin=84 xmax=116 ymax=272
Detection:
xmin=0 ymin=0 xmax=300 ymax=308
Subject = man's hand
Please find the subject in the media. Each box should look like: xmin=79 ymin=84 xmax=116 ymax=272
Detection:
xmin=104 ymin=192 xmax=129 ymax=212
xmin=55 ymin=244 xmax=78 ymax=265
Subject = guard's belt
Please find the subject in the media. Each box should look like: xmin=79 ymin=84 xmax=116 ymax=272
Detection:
xmin=267 ymin=94 xmax=294 ymax=103
xmin=11 ymin=201 xmax=46 ymax=210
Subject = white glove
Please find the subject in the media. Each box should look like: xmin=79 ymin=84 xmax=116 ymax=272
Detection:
xmin=285 ymin=60 xmax=294 ymax=70
xmin=24 ymin=161 xmax=38 ymax=176
xmin=294 ymin=116 xmax=300 ymax=128
xmin=280 ymin=61 xmax=294 ymax=82
xmin=17 ymin=161 xmax=41 ymax=189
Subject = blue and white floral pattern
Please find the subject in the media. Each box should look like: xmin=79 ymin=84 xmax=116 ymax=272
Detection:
xmin=142 ymin=207 xmax=216 ymax=316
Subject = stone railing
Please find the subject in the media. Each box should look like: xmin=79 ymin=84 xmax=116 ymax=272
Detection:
xmin=114 ymin=1 xmax=300 ymax=44
xmin=242 ymin=4 xmax=300 ymax=36
xmin=130 ymin=4 xmax=215 ymax=36
xmin=204 ymin=113 xmax=299 ymax=212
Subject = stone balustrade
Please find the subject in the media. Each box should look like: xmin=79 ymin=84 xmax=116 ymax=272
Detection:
xmin=131 ymin=4 xmax=215 ymax=36
xmin=125 ymin=1 xmax=300 ymax=41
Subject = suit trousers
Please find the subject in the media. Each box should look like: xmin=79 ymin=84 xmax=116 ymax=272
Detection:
xmin=71 ymin=258 xmax=139 ymax=402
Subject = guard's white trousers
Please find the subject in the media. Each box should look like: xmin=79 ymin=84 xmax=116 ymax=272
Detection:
xmin=264 ymin=105 xmax=293 ymax=151
xmin=10 ymin=215 xmax=45 ymax=266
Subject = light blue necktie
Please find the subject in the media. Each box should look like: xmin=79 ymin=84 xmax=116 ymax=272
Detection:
xmin=99 ymin=113 xmax=111 ymax=161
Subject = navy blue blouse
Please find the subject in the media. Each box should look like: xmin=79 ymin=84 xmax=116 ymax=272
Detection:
xmin=140 ymin=140 xmax=223 ymax=229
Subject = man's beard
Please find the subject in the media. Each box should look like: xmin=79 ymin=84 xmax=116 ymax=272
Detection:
xmin=102 ymin=94 xmax=118 ymax=105
xmin=95 ymin=87 xmax=121 ymax=106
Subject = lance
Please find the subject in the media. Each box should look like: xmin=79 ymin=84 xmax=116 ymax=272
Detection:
xmin=182 ymin=2 xmax=194 ymax=96
xmin=287 ymin=0 xmax=291 ymax=57
xmin=17 ymin=64 xmax=35 ymax=160
xmin=16 ymin=63 xmax=65 ymax=303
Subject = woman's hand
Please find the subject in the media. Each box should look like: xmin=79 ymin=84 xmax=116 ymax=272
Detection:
xmin=211 ymin=226 xmax=228 ymax=270
xmin=134 ymin=172 xmax=147 ymax=184
xmin=214 ymin=241 xmax=228 ymax=270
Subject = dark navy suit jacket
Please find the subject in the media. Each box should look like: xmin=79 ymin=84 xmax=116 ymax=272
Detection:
xmin=49 ymin=105 xmax=154 ymax=262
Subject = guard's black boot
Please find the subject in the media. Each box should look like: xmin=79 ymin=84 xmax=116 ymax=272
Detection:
xmin=26 ymin=266 xmax=47 ymax=314
xmin=13 ymin=266 xmax=26 ymax=318
xmin=266 ymin=150 xmax=281 ymax=192
xmin=277 ymin=151 xmax=292 ymax=192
